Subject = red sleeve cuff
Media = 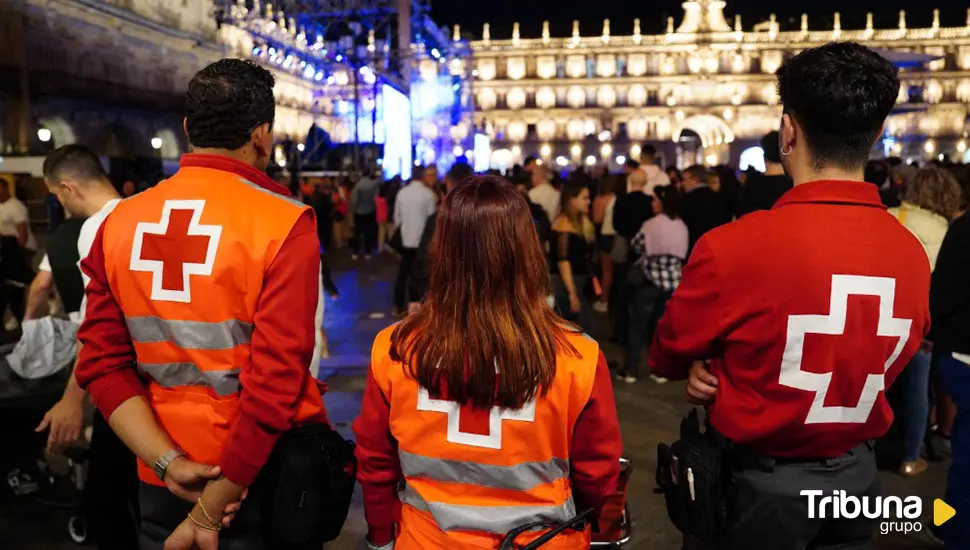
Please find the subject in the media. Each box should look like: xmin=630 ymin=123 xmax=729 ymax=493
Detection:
xmin=647 ymin=342 xmax=690 ymax=381
xmin=219 ymin=442 xmax=265 ymax=487
xmin=86 ymin=370 xmax=148 ymax=420
xmin=368 ymin=526 xmax=395 ymax=546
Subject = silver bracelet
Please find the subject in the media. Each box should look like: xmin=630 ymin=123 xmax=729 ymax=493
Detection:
xmin=367 ymin=540 xmax=395 ymax=550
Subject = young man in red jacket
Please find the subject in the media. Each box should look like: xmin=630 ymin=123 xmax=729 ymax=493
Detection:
xmin=75 ymin=59 xmax=327 ymax=550
xmin=650 ymin=42 xmax=930 ymax=549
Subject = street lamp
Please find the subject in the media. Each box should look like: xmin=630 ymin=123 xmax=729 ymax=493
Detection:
xmin=37 ymin=128 xmax=52 ymax=143
xmin=151 ymin=137 xmax=163 ymax=150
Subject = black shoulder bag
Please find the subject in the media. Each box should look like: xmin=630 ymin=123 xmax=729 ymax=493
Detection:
xmin=655 ymin=409 xmax=737 ymax=546
xmin=258 ymin=423 xmax=357 ymax=546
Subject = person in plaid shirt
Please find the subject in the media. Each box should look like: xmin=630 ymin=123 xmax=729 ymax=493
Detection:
xmin=618 ymin=185 xmax=688 ymax=383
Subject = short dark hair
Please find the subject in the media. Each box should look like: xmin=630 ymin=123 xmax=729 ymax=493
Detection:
xmin=776 ymin=42 xmax=899 ymax=171
xmin=683 ymin=165 xmax=709 ymax=183
xmin=523 ymin=156 xmax=538 ymax=168
xmin=761 ymin=131 xmax=782 ymax=164
xmin=43 ymin=144 xmax=108 ymax=183
xmin=625 ymin=159 xmax=641 ymax=170
xmin=448 ymin=162 xmax=473 ymax=183
xmin=185 ymin=59 xmax=276 ymax=150
xmin=641 ymin=144 xmax=657 ymax=158
xmin=654 ymin=184 xmax=683 ymax=219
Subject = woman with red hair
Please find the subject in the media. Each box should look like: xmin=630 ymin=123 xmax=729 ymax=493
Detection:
xmin=353 ymin=176 xmax=622 ymax=550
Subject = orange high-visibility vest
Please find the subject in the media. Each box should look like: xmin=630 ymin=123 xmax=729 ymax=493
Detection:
xmin=370 ymin=325 xmax=599 ymax=549
xmin=99 ymin=166 xmax=325 ymax=485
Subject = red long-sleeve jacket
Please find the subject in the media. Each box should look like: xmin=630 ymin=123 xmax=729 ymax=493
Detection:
xmin=74 ymin=154 xmax=326 ymax=486
xmin=650 ymin=180 xmax=930 ymax=458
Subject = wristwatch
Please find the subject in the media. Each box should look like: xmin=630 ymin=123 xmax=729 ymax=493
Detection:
xmin=152 ymin=449 xmax=184 ymax=482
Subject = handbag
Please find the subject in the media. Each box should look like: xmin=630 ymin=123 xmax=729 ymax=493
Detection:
xmin=258 ymin=423 xmax=357 ymax=545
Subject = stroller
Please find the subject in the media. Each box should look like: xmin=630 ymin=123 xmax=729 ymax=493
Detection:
xmin=499 ymin=458 xmax=633 ymax=549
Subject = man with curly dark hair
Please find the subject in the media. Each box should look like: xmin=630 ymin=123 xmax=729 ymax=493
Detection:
xmin=75 ymin=59 xmax=330 ymax=549
xmin=651 ymin=42 xmax=931 ymax=549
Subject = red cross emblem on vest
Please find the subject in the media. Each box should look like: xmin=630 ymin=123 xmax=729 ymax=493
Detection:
xmin=130 ymin=200 xmax=223 ymax=303
xmin=416 ymin=388 xmax=536 ymax=450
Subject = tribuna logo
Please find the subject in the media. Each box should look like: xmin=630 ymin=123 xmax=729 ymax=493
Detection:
xmin=801 ymin=490 xmax=922 ymax=520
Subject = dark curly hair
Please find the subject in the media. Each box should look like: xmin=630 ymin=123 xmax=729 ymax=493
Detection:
xmin=185 ymin=59 xmax=276 ymax=150
xmin=776 ymin=42 xmax=899 ymax=171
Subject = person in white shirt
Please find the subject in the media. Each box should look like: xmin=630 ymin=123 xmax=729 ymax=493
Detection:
xmin=29 ymin=145 xmax=137 ymax=549
xmin=392 ymin=165 xmax=438 ymax=313
xmin=0 ymin=182 xmax=38 ymax=252
xmin=527 ymin=164 xmax=560 ymax=224
xmin=0 ymin=182 xmax=38 ymax=325
xmin=626 ymin=145 xmax=671 ymax=196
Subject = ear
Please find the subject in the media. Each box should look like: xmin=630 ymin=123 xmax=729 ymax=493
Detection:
xmin=780 ymin=113 xmax=797 ymax=152
xmin=182 ymin=118 xmax=189 ymax=140
xmin=251 ymin=123 xmax=273 ymax=159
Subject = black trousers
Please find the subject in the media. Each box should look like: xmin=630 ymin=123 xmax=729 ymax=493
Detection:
xmin=0 ymin=281 xmax=26 ymax=325
xmin=85 ymin=411 xmax=140 ymax=550
xmin=686 ymin=443 xmax=879 ymax=550
xmin=139 ymin=482 xmax=265 ymax=550
xmin=317 ymin=216 xmax=333 ymax=253
xmin=394 ymin=247 xmax=418 ymax=310
xmin=353 ymin=212 xmax=378 ymax=255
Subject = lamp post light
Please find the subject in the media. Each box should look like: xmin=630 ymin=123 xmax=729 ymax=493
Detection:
xmin=37 ymin=128 xmax=52 ymax=143
xmin=151 ymin=137 xmax=163 ymax=150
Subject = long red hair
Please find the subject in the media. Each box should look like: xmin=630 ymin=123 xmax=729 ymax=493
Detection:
xmin=389 ymin=176 xmax=577 ymax=409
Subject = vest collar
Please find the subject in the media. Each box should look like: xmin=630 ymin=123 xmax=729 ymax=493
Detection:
xmin=773 ymin=180 xmax=885 ymax=210
xmin=179 ymin=154 xmax=291 ymax=197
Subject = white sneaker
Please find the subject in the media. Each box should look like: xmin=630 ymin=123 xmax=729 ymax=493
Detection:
xmin=364 ymin=255 xmax=372 ymax=261
xmin=622 ymin=376 xmax=638 ymax=384
xmin=352 ymin=254 xmax=359 ymax=260
xmin=592 ymin=301 xmax=608 ymax=313
xmin=650 ymin=374 xmax=669 ymax=384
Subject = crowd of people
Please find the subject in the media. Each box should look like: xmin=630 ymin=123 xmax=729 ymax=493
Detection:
xmin=3 ymin=40 xmax=970 ymax=550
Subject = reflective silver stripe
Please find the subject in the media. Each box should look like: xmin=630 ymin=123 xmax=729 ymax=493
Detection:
xmin=401 ymin=484 xmax=576 ymax=534
xmin=399 ymin=450 xmax=569 ymax=491
xmin=138 ymin=362 xmax=240 ymax=397
xmin=236 ymin=177 xmax=307 ymax=208
xmin=127 ymin=317 xmax=252 ymax=350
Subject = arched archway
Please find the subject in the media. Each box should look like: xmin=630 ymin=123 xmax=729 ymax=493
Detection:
xmin=37 ymin=116 xmax=77 ymax=147
xmin=673 ymin=114 xmax=735 ymax=149
xmin=154 ymin=128 xmax=183 ymax=159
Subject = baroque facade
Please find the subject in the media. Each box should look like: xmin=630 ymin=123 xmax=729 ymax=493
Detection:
xmin=0 ymin=0 xmax=324 ymax=158
xmin=469 ymin=0 xmax=970 ymax=169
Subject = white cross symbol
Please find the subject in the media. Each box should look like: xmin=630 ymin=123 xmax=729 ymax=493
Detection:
xmin=129 ymin=200 xmax=222 ymax=303
xmin=417 ymin=388 xmax=536 ymax=449
xmin=779 ymin=274 xmax=913 ymax=425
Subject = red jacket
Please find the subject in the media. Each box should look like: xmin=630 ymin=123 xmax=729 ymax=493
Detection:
xmin=650 ymin=180 xmax=931 ymax=458
xmin=75 ymin=154 xmax=326 ymax=486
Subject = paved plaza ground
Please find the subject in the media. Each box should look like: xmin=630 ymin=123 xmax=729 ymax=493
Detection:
xmin=0 ymin=251 xmax=949 ymax=549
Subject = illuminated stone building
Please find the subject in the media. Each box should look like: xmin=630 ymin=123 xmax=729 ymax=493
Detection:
xmin=468 ymin=0 xmax=970 ymax=170
xmin=0 ymin=0 xmax=323 ymax=159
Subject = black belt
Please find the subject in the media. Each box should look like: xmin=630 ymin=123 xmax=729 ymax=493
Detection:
xmin=707 ymin=425 xmax=874 ymax=472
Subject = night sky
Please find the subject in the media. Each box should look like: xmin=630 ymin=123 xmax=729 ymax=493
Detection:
xmin=431 ymin=1 xmax=964 ymax=39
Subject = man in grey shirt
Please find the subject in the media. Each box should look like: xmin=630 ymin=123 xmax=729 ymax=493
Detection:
xmin=392 ymin=165 xmax=438 ymax=313
xmin=351 ymin=171 xmax=382 ymax=259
